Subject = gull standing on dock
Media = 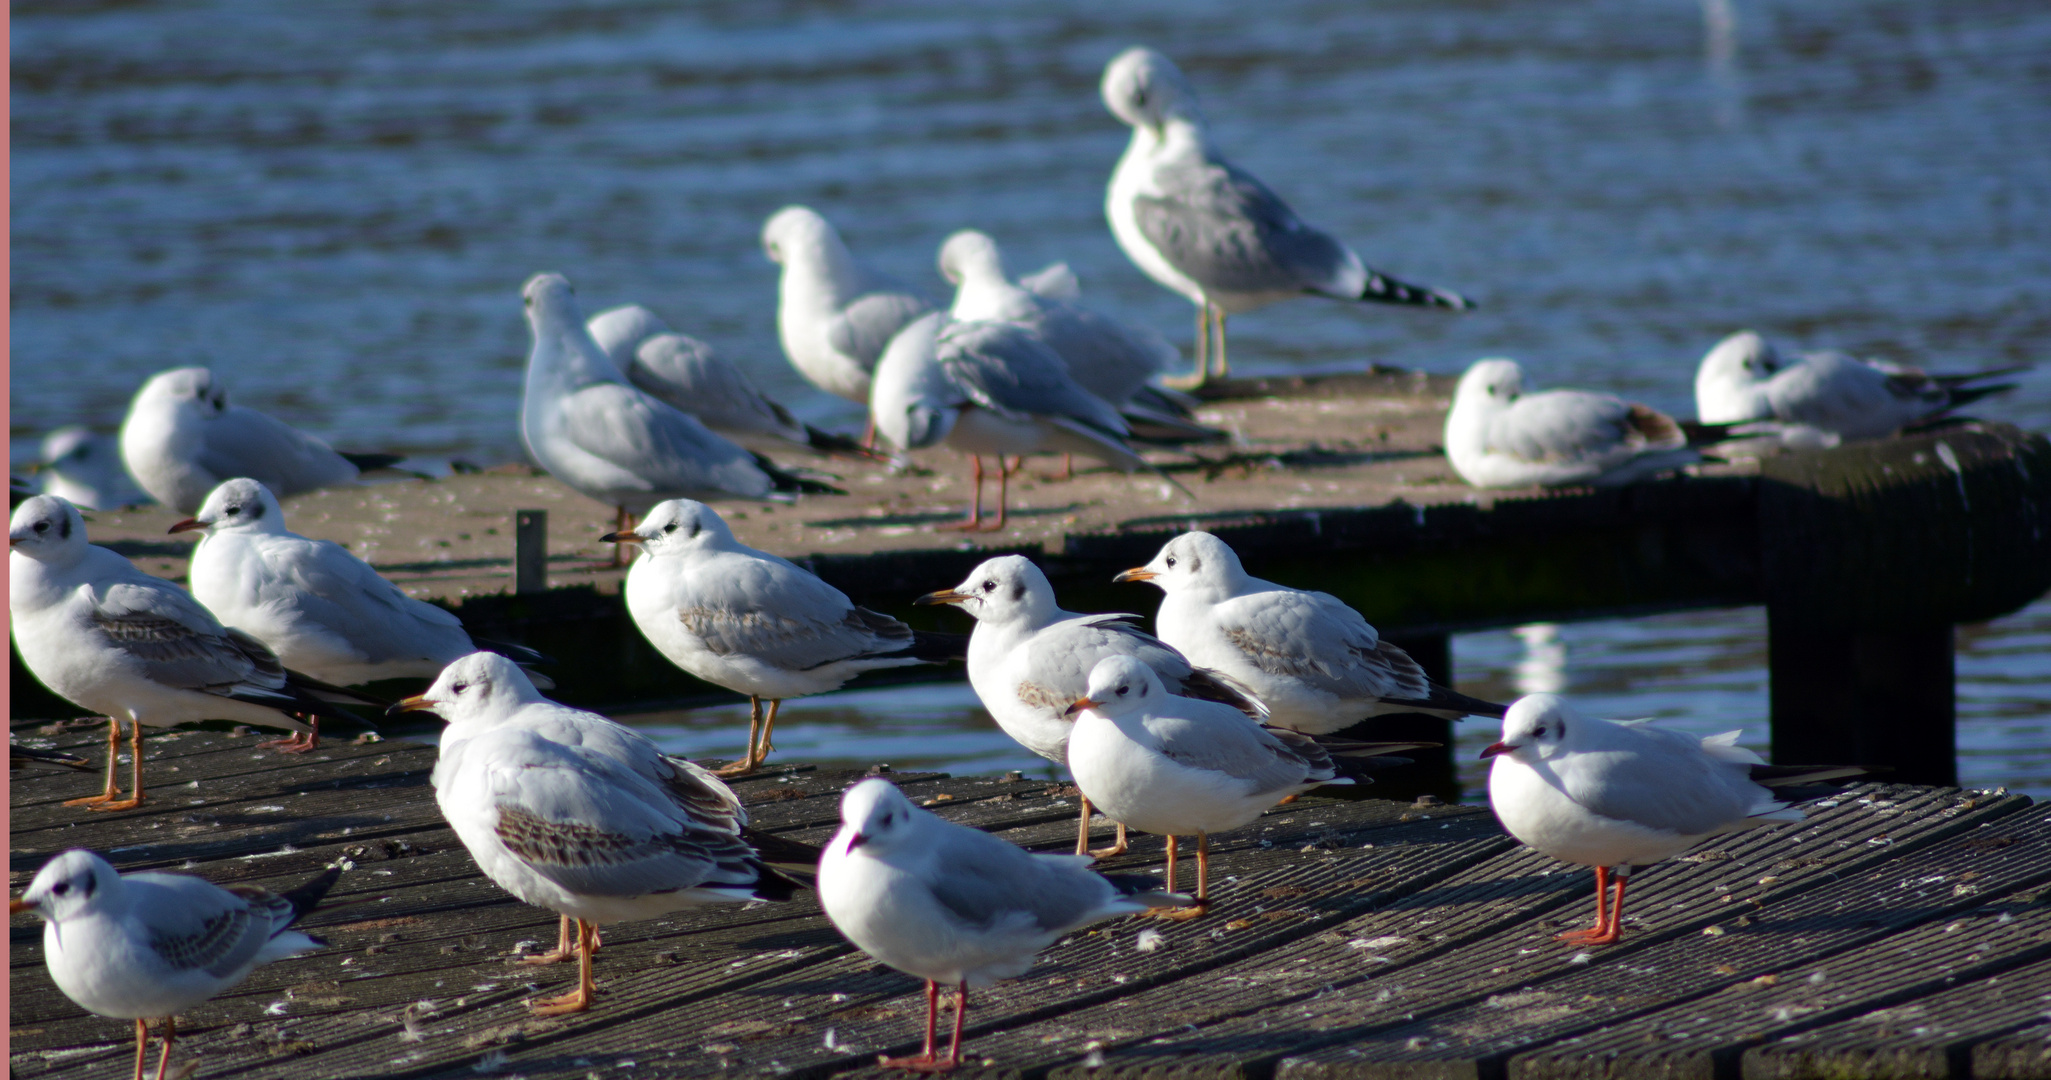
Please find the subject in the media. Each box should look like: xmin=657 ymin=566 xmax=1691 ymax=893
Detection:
xmin=518 ymin=273 xmax=838 ymax=562
xmin=1115 ymin=531 xmax=1507 ymax=733
xmin=917 ymin=555 xmax=1264 ymax=857
xmin=1694 ymin=330 xmax=2028 ymax=445
xmin=35 ymin=426 xmax=148 ymax=511
xmin=1100 ymin=46 xmax=1471 ymax=387
xmin=610 ymin=499 xmax=966 ymax=776
xmin=11 ymin=850 xmax=339 ymax=1080
xmin=870 ymin=312 xmax=1163 ymax=531
xmin=1445 ymin=358 xmax=1702 ymax=489
xmin=762 ymin=206 xmax=935 ymax=428
xmin=119 ymin=367 xmax=402 ymax=514
xmin=404 ymin=655 xmax=804 ymax=1014
xmin=9 ymin=496 xmax=373 ymax=809
xmin=174 ymin=478 xmax=550 ymax=746
xmin=1482 ymin=693 xmax=1865 ymax=945
xmin=1066 ymin=656 xmax=1424 ymax=915
xmin=819 ymin=778 xmax=1193 ymax=1071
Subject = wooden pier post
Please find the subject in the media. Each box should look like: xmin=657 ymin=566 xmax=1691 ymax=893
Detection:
xmin=1374 ymin=632 xmax=1459 ymax=803
xmin=514 ymin=509 xmax=547 ymax=594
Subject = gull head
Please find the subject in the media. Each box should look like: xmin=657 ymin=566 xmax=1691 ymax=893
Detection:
xmin=1101 ymin=46 xmax=1201 ymax=133
xmin=1454 ymin=358 xmax=1526 ymax=413
xmin=1695 ymin=331 xmax=1785 ymax=423
xmin=133 ymin=366 xmax=228 ymax=419
xmin=1480 ymin=693 xmax=1578 ymax=762
xmin=869 ymin=312 xmax=956 ymax=451
xmin=394 ymin=652 xmax=547 ymax=727
xmin=521 ymin=272 xmax=579 ymax=332
xmin=836 ymin=777 xmax=920 ymax=856
xmin=1115 ymin=530 xmax=1244 ymax=596
xmin=40 ymin=427 xmax=105 ymax=471
xmin=937 ymin=230 xmax=1005 ymax=288
xmin=761 ymin=205 xmax=837 ymax=267
xmin=11 ymin=849 xmax=123 ymax=923
xmin=1065 ymin=654 xmax=1164 ymax=720
xmin=173 ymin=478 xmax=284 ymax=537
xmin=915 ymin=554 xmax=1055 ymax=626
xmin=9 ymin=495 xmax=88 ymax=562
xmin=612 ymin=499 xmax=734 ymax=557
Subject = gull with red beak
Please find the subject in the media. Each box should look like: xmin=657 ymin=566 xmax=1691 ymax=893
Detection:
xmin=819 ymin=778 xmax=1191 ymax=1071
xmin=1482 ymin=694 xmax=1867 ymax=945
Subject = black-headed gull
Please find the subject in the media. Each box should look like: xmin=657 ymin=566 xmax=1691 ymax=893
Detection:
xmin=1483 ymin=693 xmax=1865 ymax=945
xmin=1445 ymin=358 xmax=1702 ymax=489
xmin=1115 ymin=531 xmax=1507 ymax=732
xmin=819 ymin=778 xmax=1191 ymax=1071
xmin=917 ymin=554 xmax=1265 ymax=858
xmin=11 ymin=849 xmax=340 ymax=1080
xmin=608 ymin=499 xmax=965 ymax=775
xmin=762 ymin=205 xmax=935 ymax=426
xmin=1100 ymin=46 xmax=1471 ymax=387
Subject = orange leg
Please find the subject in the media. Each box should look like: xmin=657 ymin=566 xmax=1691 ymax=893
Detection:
xmin=715 ymin=697 xmax=764 ymax=777
xmin=878 ymin=979 xmax=966 ymax=1072
xmin=152 ymin=1016 xmax=175 ymax=1080
xmin=980 ymin=458 xmax=1014 ymax=531
xmin=522 ymin=913 xmax=578 ymax=965
xmin=89 ymin=725 xmax=146 ymax=812
xmin=1149 ymin=833 xmax=1208 ymax=920
xmin=1557 ymin=866 xmax=1628 ymax=946
xmin=131 ymin=1018 xmax=147 ymax=1080
xmin=64 ymin=718 xmax=123 ymax=807
xmin=257 ymin=715 xmax=321 ymax=754
xmin=938 ymin=456 xmax=986 ymax=531
xmin=863 ymin=415 xmax=878 ymax=452
xmin=528 ymin=919 xmax=596 ymax=1015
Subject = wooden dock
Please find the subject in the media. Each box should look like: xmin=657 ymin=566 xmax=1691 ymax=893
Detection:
xmin=11 ymin=726 xmax=2051 ymax=1080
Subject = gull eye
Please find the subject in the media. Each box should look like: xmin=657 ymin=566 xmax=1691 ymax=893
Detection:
xmin=664 ymin=521 xmax=678 ymax=533
xmin=52 ymin=882 xmax=70 ymax=896
xmin=1116 ymin=685 xmax=1129 ymax=697
xmin=982 ymin=580 xmax=995 ymax=593
xmin=1164 ymin=557 xmax=1176 ymax=568
xmin=452 ymin=682 xmax=469 ymax=694
xmin=33 ymin=521 xmax=48 ymax=533
xmin=1534 ymin=726 xmax=1547 ymax=738
xmin=225 ymin=505 xmax=239 ymax=516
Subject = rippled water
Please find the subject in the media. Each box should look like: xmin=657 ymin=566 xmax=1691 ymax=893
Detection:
xmin=12 ymin=0 xmax=2048 ymax=792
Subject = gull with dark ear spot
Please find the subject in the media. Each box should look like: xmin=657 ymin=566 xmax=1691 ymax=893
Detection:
xmin=10 ymin=495 xmax=376 ymax=810
xmin=610 ymin=499 xmax=966 ymax=776
xmin=1100 ymin=46 xmax=1471 ymax=388
xmin=1445 ymin=358 xmax=1703 ymax=489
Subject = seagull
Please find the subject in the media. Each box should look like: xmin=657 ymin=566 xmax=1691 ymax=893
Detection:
xmin=118 ymin=367 xmax=402 ymax=514
xmin=9 ymin=496 xmax=376 ymax=808
xmin=762 ymin=205 xmax=935 ymax=431
xmin=173 ymin=478 xmax=550 ymax=744
xmin=1482 ymin=693 xmax=1866 ymax=945
xmin=585 ymin=304 xmax=873 ymax=458
xmin=936 ymin=230 xmax=1221 ymax=451
xmin=608 ymin=499 xmax=966 ymax=776
xmin=11 ymin=735 xmax=93 ymax=772
xmin=1100 ymin=46 xmax=1471 ymax=387
xmin=403 ymin=654 xmax=804 ymax=1014
xmin=35 ymin=427 xmax=147 ymax=511
xmin=1695 ymin=330 xmax=2028 ymax=445
xmin=871 ymin=312 xmax=1168 ymax=531
xmin=518 ymin=273 xmax=839 ymax=563
xmin=916 ymin=554 xmax=1265 ymax=857
xmin=10 ymin=849 xmax=339 ymax=1080
xmin=1065 ymin=656 xmax=1425 ymax=916
xmin=1445 ymin=358 xmax=1703 ymax=489
xmin=1114 ymin=531 xmax=1507 ymax=733
xmin=819 ymin=778 xmax=1192 ymax=1071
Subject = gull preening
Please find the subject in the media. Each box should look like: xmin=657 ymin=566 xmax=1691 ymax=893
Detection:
xmin=118 ymin=367 xmax=401 ymax=514
xmin=917 ymin=555 xmax=1264 ymax=856
xmin=35 ymin=426 xmax=146 ymax=511
xmin=1100 ymin=46 xmax=1471 ymax=387
xmin=1066 ymin=656 xmax=1424 ymax=915
xmin=174 ymin=478 xmax=550 ymax=742
xmin=1483 ymin=694 xmax=1864 ymax=945
xmin=1116 ymin=531 xmax=1507 ymax=733
xmin=1694 ymin=330 xmax=2027 ymax=446
xmin=611 ymin=499 xmax=965 ymax=775
xmin=762 ymin=205 xmax=935 ymax=421
xmin=1445 ymin=358 xmax=1703 ymax=489
xmin=819 ymin=778 xmax=1192 ymax=1071
xmin=11 ymin=849 xmax=339 ymax=1080
xmin=10 ymin=496 xmax=374 ymax=809
xmin=405 ymin=653 xmax=804 ymax=1013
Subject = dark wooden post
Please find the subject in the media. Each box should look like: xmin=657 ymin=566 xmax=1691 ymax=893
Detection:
xmin=1758 ymin=424 xmax=2051 ymax=785
xmin=514 ymin=509 xmax=547 ymax=595
xmin=1373 ymin=632 xmax=1460 ymax=804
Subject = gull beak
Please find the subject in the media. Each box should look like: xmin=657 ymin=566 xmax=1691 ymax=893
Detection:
xmin=7 ymin=537 xmax=21 ymax=548
xmin=914 ymin=588 xmax=969 ymax=607
xmin=1111 ymin=567 xmax=1156 ymax=583
xmin=167 ymin=518 xmax=208 ymax=535
xmin=388 ymin=694 xmax=436 ymax=717
xmin=846 ymin=831 xmax=870 ymax=852
xmin=9 ymin=898 xmax=33 ymax=915
xmin=1063 ymin=697 xmax=1101 ymax=718
xmin=1479 ymin=741 xmax=1515 ymax=759
xmin=598 ymin=532 xmax=643 ymax=545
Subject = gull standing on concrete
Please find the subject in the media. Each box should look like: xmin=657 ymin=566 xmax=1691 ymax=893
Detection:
xmin=871 ymin=313 xmax=1167 ymax=530
xmin=119 ymin=367 xmax=402 ymax=514
xmin=35 ymin=427 xmax=148 ymax=511
xmin=820 ymin=778 xmax=1192 ymax=1071
xmin=586 ymin=303 xmax=873 ymax=457
xmin=174 ymin=478 xmax=550 ymax=744
xmin=10 ymin=850 xmax=339 ymax=1080
xmin=1695 ymin=330 xmax=2027 ymax=446
xmin=917 ymin=555 xmax=1264 ymax=857
xmin=1115 ymin=531 xmax=1507 ymax=733
xmin=519 ymin=273 xmax=838 ymax=563
xmin=10 ymin=496 xmax=373 ymax=808
xmin=404 ymin=655 xmax=804 ymax=1014
xmin=609 ymin=499 xmax=965 ymax=776
xmin=1483 ymin=693 xmax=1865 ymax=945
xmin=1100 ymin=47 xmax=1471 ymax=387
xmin=1066 ymin=656 xmax=1424 ymax=915
xmin=762 ymin=206 xmax=935 ymax=434
xmin=1445 ymin=358 xmax=1702 ymax=489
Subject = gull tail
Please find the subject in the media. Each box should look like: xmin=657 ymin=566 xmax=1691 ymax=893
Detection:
xmin=802 ymin=424 xmax=891 ymax=460
xmin=1932 ymin=382 xmax=2023 ymax=411
xmin=471 ymin=637 xmax=558 ymax=689
xmin=1377 ymin=683 xmax=1510 ymax=720
xmin=1925 ymin=363 xmax=2033 ymax=390
xmin=11 ymin=743 xmax=94 ymax=771
xmin=903 ymin=629 xmax=971 ymax=663
xmin=1747 ymin=763 xmax=1881 ymax=787
xmin=753 ymin=452 xmax=846 ymax=497
xmin=1098 ymin=872 xmax=1198 ymax=910
xmin=743 ymin=827 xmax=826 ymax=881
xmin=1355 ymin=268 xmax=1473 ymax=311
xmin=339 ymin=452 xmax=407 ymax=474
xmin=1181 ymin=666 xmax=1269 ymax=721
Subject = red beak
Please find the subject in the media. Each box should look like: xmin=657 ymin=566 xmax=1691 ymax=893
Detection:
xmin=167 ymin=518 xmax=207 ymax=534
xmin=1479 ymin=741 xmax=1514 ymax=759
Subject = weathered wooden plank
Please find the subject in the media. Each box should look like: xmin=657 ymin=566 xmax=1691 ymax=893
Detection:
xmin=1969 ymin=1023 xmax=2051 ymax=1080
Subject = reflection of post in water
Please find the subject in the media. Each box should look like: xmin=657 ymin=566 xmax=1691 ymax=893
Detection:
xmin=1701 ymin=0 xmax=1745 ymax=130
xmin=1363 ymin=634 xmax=1460 ymax=805
xmin=1512 ymin=622 xmax=1567 ymax=696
